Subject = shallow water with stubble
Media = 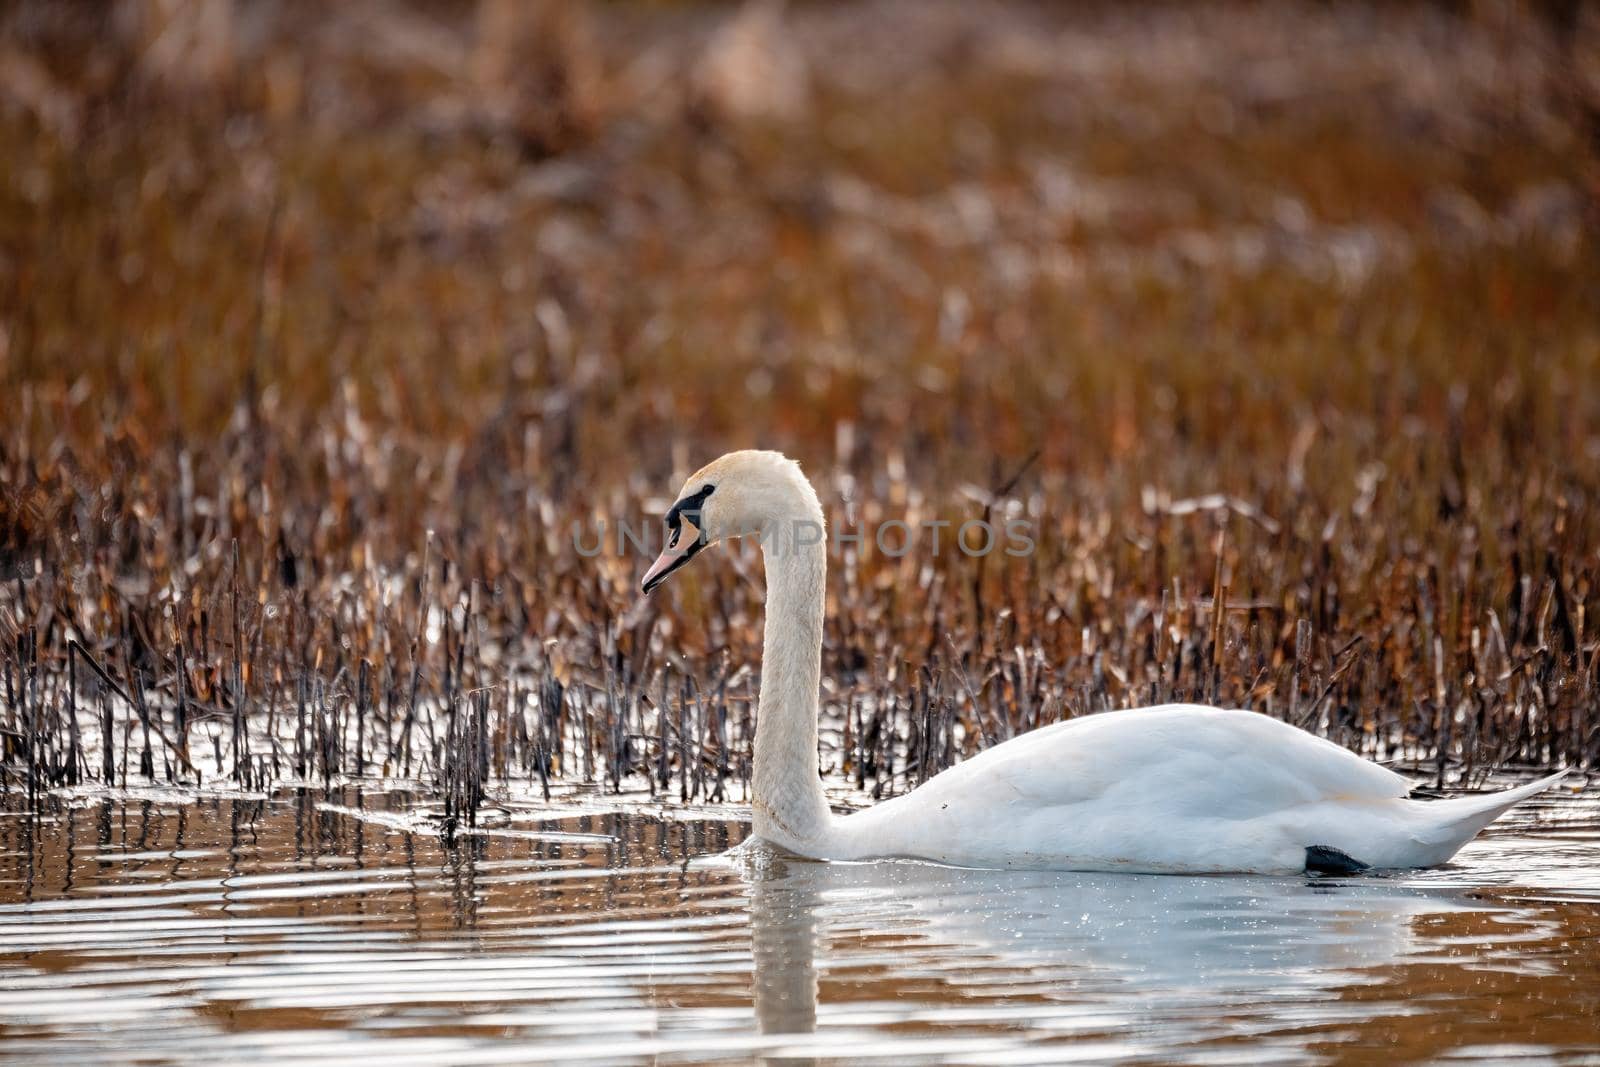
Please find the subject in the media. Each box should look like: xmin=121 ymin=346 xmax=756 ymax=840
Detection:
xmin=2 ymin=783 xmax=1598 ymax=1065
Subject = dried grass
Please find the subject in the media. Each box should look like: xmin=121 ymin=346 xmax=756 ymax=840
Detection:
xmin=1 ymin=1 xmax=1597 ymax=813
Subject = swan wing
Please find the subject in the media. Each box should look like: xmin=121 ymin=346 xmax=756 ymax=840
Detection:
xmin=924 ymin=704 xmax=1411 ymax=820
xmin=835 ymin=705 xmax=1559 ymax=874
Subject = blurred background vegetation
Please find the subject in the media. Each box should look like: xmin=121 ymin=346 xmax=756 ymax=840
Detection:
xmin=1 ymin=0 xmax=1597 ymax=803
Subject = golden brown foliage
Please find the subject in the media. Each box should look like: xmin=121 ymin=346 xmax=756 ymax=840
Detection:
xmin=1 ymin=1 xmax=1597 ymax=803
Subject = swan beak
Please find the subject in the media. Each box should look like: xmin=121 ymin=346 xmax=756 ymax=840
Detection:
xmin=641 ymin=516 xmax=707 ymax=594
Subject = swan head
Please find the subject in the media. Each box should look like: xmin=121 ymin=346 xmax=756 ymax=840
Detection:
xmin=641 ymin=450 xmax=820 ymax=594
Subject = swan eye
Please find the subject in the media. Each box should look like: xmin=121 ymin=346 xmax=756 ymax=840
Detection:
xmin=663 ymin=483 xmax=715 ymax=547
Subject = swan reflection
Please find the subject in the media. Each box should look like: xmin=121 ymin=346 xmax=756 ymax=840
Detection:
xmin=741 ymin=846 xmax=1489 ymax=1059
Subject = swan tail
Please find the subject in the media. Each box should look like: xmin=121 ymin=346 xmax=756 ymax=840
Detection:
xmin=1411 ymin=770 xmax=1567 ymax=859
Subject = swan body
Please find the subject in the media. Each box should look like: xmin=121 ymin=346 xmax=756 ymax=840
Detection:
xmin=821 ymin=704 xmax=1563 ymax=873
xmin=641 ymin=450 xmax=1564 ymax=875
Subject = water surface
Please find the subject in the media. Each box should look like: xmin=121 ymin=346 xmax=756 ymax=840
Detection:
xmin=2 ymin=786 xmax=1598 ymax=1064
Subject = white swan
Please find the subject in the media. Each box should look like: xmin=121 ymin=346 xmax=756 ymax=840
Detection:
xmin=641 ymin=450 xmax=1564 ymax=875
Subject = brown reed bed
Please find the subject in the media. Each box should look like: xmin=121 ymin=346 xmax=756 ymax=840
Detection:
xmin=1 ymin=1 xmax=1597 ymax=817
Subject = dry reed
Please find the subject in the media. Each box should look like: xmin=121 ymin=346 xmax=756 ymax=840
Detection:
xmin=1 ymin=1 xmax=1597 ymax=816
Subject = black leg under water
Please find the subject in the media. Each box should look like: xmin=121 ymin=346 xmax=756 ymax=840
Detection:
xmin=1305 ymin=844 xmax=1370 ymax=875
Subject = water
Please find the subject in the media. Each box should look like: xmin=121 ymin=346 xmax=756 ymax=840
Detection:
xmin=2 ymin=786 xmax=1598 ymax=1065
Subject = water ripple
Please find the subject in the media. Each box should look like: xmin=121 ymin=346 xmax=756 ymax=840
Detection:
xmin=2 ymin=790 xmax=1598 ymax=1064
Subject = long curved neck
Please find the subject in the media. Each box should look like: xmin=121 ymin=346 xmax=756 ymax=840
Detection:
xmin=751 ymin=514 xmax=833 ymax=851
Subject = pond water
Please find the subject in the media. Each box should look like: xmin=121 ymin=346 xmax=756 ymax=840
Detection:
xmin=2 ymin=785 xmax=1598 ymax=1065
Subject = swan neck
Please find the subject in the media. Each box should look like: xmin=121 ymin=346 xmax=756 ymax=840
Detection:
xmin=752 ymin=518 xmax=832 ymax=849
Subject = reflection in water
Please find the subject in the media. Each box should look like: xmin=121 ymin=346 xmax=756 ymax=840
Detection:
xmin=750 ymin=858 xmax=819 ymax=1046
xmin=0 ymin=789 xmax=1597 ymax=1064
xmin=739 ymin=853 xmax=1515 ymax=1064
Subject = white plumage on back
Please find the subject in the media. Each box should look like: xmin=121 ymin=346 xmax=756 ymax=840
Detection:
xmin=836 ymin=705 xmax=1561 ymax=872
